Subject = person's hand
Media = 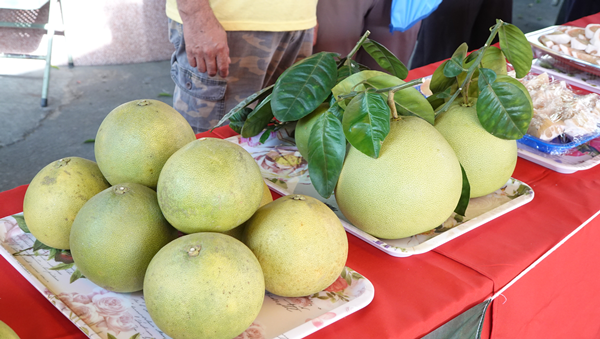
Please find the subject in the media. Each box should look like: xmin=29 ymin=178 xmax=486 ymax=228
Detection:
xmin=178 ymin=0 xmax=231 ymax=77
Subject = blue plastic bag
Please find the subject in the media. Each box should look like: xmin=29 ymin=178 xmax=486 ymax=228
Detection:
xmin=390 ymin=0 xmax=443 ymax=32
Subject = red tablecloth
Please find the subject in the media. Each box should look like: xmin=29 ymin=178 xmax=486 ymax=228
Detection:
xmin=2 ymin=13 xmax=600 ymax=339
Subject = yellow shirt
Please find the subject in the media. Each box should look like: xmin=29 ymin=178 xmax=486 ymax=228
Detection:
xmin=166 ymin=0 xmax=317 ymax=32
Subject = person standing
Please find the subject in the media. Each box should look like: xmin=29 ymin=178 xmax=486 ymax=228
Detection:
xmin=313 ymin=0 xmax=422 ymax=70
xmin=166 ymin=0 xmax=317 ymax=133
xmin=411 ymin=0 xmax=513 ymax=69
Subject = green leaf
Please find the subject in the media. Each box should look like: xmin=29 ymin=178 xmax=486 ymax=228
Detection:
xmin=271 ymin=52 xmax=338 ymax=122
xmin=228 ymin=107 xmax=252 ymax=134
xmin=454 ymin=165 xmax=471 ymax=217
xmin=107 ymin=333 xmax=118 ymax=339
xmin=444 ymin=43 xmax=468 ymax=77
xmin=241 ymin=94 xmax=274 ymax=138
xmin=332 ymin=70 xmax=384 ymax=108
xmin=129 ymin=334 xmax=142 ymax=339
xmin=307 ymin=112 xmax=346 ymax=199
xmin=70 ymin=268 xmax=85 ymax=283
xmin=337 ymin=59 xmax=362 ymax=83
xmin=426 ymin=91 xmax=447 ymax=111
xmin=33 ymin=239 xmax=53 ymax=251
xmin=477 ymin=68 xmax=497 ymax=91
xmin=157 ymin=92 xmax=173 ymax=97
xmin=214 ymin=85 xmax=274 ymax=129
xmin=430 ymin=61 xmax=457 ymax=94
xmin=12 ymin=214 xmax=29 ymax=233
xmin=342 ymin=92 xmax=390 ymax=158
xmin=83 ymin=139 xmax=95 ymax=144
xmin=50 ymin=262 xmax=74 ymax=271
xmin=480 ymin=46 xmax=508 ymax=76
xmin=498 ymin=23 xmax=532 ymax=78
xmin=476 ymin=81 xmax=533 ymax=139
xmin=327 ymin=102 xmax=345 ymax=122
xmin=259 ymin=125 xmax=276 ymax=144
xmin=366 ymin=74 xmax=435 ymax=125
xmin=361 ymin=39 xmax=408 ymax=79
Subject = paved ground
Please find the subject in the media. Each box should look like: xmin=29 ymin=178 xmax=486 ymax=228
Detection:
xmin=0 ymin=0 xmax=565 ymax=193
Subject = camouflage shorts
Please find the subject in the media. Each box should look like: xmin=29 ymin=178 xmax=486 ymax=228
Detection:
xmin=168 ymin=19 xmax=314 ymax=133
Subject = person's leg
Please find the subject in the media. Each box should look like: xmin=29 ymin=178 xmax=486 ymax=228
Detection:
xmin=469 ymin=0 xmax=512 ymax=51
xmin=313 ymin=0 xmax=374 ymax=56
xmin=357 ymin=0 xmax=421 ymax=69
xmin=169 ymin=20 xmax=314 ymax=133
xmin=411 ymin=0 xmax=484 ymax=69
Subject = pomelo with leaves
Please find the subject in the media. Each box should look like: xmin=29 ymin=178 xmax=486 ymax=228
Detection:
xmin=430 ymin=21 xmax=533 ymax=198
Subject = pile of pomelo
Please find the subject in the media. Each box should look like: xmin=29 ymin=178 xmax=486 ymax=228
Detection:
xmin=22 ymin=99 xmax=348 ymax=339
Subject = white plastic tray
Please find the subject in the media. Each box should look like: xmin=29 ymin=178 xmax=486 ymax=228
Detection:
xmin=0 ymin=214 xmax=374 ymax=339
xmin=227 ymin=130 xmax=535 ymax=257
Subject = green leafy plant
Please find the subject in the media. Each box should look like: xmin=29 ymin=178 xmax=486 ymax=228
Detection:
xmin=213 ymin=19 xmax=533 ymax=216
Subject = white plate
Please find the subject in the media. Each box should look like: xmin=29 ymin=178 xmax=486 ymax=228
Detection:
xmin=0 ymin=214 xmax=374 ymax=339
xmin=517 ymin=142 xmax=600 ymax=174
xmin=227 ymin=130 xmax=535 ymax=257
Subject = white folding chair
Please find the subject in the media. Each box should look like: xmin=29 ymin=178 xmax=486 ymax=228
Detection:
xmin=0 ymin=0 xmax=73 ymax=107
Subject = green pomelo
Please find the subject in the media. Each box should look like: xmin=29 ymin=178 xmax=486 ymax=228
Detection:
xmin=243 ymin=194 xmax=348 ymax=297
xmin=0 ymin=320 xmax=20 ymax=339
xmin=144 ymin=232 xmax=265 ymax=339
xmin=23 ymin=157 xmax=110 ymax=249
xmin=70 ymin=183 xmax=177 ymax=293
xmin=157 ymin=138 xmax=264 ymax=234
xmin=224 ymin=181 xmax=273 ymax=241
xmin=434 ymin=104 xmax=517 ymax=198
xmin=94 ymin=99 xmax=196 ymax=189
xmin=335 ymin=117 xmax=463 ymax=239
xmin=295 ymin=103 xmax=329 ymax=159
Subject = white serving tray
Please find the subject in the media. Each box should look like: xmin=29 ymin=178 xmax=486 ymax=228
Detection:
xmin=526 ymin=25 xmax=600 ymax=77
xmin=227 ymin=130 xmax=535 ymax=257
xmin=517 ymin=142 xmax=600 ymax=174
xmin=0 ymin=214 xmax=374 ymax=339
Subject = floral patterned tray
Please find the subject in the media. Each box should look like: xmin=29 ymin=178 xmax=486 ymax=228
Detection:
xmin=0 ymin=214 xmax=374 ymax=339
xmin=226 ymin=129 xmax=535 ymax=257
xmin=517 ymin=139 xmax=600 ymax=174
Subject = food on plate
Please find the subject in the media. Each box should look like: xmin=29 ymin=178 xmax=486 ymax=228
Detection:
xmin=157 ymin=137 xmax=264 ymax=234
xmin=94 ymin=99 xmax=196 ymax=189
xmin=243 ymin=194 xmax=348 ymax=297
xmin=23 ymin=157 xmax=110 ymax=249
xmin=538 ymin=24 xmax=600 ymax=65
xmin=335 ymin=117 xmax=463 ymax=239
xmin=515 ymin=71 xmax=600 ymax=141
xmin=435 ymin=103 xmax=518 ymax=198
xmin=144 ymin=232 xmax=265 ymax=339
xmin=69 ymin=183 xmax=177 ymax=293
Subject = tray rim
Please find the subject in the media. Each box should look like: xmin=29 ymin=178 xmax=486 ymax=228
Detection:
xmin=0 ymin=213 xmax=375 ymax=339
xmin=265 ymin=178 xmax=535 ymax=257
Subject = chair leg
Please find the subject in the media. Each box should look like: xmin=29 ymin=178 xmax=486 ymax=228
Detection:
xmin=41 ymin=0 xmax=57 ymax=107
xmin=57 ymin=0 xmax=73 ymax=68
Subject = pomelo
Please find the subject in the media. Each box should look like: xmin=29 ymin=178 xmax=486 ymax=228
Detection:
xmin=295 ymin=103 xmax=329 ymax=159
xmin=335 ymin=116 xmax=463 ymax=239
xmin=144 ymin=232 xmax=265 ymax=339
xmin=0 ymin=320 xmax=20 ymax=339
xmin=94 ymin=99 xmax=196 ymax=189
xmin=70 ymin=183 xmax=177 ymax=293
xmin=243 ymin=194 xmax=348 ymax=297
xmin=434 ymin=104 xmax=517 ymax=198
xmin=157 ymin=138 xmax=264 ymax=234
xmin=23 ymin=157 xmax=110 ymax=249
